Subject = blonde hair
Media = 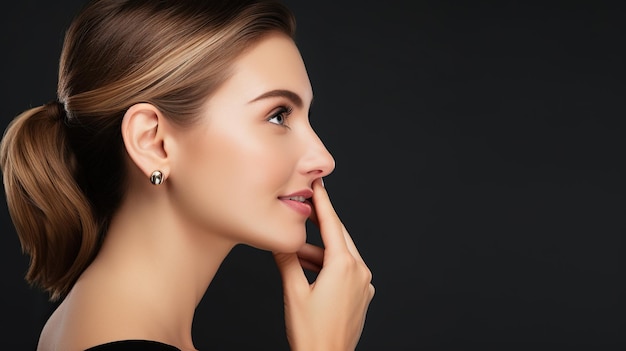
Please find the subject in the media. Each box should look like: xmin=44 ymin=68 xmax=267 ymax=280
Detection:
xmin=0 ymin=0 xmax=295 ymax=301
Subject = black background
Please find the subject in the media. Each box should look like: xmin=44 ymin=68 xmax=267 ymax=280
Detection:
xmin=1 ymin=1 xmax=624 ymax=350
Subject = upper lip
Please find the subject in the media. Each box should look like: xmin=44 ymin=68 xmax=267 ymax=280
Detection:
xmin=278 ymin=189 xmax=313 ymax=200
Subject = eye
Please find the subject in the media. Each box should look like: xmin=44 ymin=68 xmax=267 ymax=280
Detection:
xmin=267 ymin=106 xmax=292 ymax=127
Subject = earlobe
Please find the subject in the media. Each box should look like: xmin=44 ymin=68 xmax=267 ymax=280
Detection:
xmin=121 ymin=103 xmax=170 ymax=181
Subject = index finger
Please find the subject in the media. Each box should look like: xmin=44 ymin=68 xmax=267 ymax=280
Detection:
xmin=311 ymin=178 xmax=348 ymax=253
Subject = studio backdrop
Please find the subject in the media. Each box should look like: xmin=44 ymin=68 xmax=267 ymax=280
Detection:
xmin=1 ymin=1 xmax=624 ymax=350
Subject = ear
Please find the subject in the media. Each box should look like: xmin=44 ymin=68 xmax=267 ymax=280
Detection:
xmin=121 ymin=103 xmax=171 ymax=181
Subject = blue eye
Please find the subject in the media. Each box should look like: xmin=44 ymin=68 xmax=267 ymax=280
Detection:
xmin=267 ymin=106 xmax=292 ymax=127
xmin=268 ymin=113 xmax=285 ymax=125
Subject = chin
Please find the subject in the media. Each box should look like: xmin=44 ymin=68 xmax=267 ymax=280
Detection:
xmin=257 ymin=227 xmax=307 ymax=254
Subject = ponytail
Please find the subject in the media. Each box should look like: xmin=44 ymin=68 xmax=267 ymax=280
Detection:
xmin=0 ymin=102 xmax=99 ymax=301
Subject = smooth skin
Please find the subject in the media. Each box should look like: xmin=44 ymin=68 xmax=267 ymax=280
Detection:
xmin=275 ymin=178 xmax=375 ymax=351
xmin=37 ymin=33 xmax=373 ymax=351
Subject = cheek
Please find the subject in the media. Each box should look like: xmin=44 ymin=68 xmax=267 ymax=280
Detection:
xmin=169 ymin=125 xmax=297 ymax=238
xmin=210 ymin=128 xmax=293 ymax=194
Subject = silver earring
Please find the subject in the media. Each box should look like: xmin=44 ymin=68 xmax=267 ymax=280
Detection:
xmin=150 ymin=170 xmax=163 ymax=185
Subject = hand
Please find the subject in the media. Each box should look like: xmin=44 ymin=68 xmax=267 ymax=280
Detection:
xmin=273 ymin=179 xmax=375 ymax=351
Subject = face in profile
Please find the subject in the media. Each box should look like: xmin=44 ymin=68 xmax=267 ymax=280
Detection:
xmin=168 ymin=33 xmax=335 ymax=253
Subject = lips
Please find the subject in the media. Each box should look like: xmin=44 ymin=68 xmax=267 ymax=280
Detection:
xmin=279 ymin=190 xmax=313 ymax=217
xmin=278 ymin=189 xmax=313 ymax=202
xmin=283 ymin=195 xmax=307 ymax=202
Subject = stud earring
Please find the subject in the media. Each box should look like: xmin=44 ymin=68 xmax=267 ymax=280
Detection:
xmin=150 ymin=170 xmax=164 ymax=185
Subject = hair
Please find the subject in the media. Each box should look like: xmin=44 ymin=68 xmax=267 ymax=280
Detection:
xmin=0 ymin=0 xmax=296 ymax=301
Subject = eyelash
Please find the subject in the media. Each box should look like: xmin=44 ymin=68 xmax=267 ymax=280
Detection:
xmin=267 ymin=106 xmax=293 ymax=128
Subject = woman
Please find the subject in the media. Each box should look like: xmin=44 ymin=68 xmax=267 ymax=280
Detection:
xmin=0 ymin=0 xmax=374 ymax=350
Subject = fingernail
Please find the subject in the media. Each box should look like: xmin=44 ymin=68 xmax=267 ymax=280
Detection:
xmin=320 ymin=177 xmax=325 ymax=187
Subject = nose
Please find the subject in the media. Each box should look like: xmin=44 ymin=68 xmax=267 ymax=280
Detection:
xmin=299 ymin=127 xmax=335 ymax=178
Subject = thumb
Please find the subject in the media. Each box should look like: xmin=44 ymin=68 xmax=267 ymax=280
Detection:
xmin=273 ymin=252 xmax=309 ymax=294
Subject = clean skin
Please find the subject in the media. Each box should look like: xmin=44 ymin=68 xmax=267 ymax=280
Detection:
xmin=39 ymin=33 xmax=336 ymax=351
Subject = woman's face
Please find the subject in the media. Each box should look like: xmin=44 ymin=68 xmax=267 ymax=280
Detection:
xmin=169 ymin=33 xmax=335 ymax=253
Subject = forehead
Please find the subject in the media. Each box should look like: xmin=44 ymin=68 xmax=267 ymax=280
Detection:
xmin=216 ymin=33 xmax=313 ymax=106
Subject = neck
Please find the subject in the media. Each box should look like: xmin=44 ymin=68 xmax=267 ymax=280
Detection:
xmin=77 ymin=184 xmax=236 ymax=349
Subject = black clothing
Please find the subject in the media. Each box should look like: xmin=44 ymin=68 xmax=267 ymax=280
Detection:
xmin=84 ymin=340 xmax=181 ymax=350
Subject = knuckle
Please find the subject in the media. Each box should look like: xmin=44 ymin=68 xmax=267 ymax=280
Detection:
xmin=362 ymin=266 xmax=373 ymax=283
xmin=368 ymin=284 xmax=376 ymax=298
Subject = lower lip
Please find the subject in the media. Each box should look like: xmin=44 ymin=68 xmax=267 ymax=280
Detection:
xmin=279 ymin=199 xmax=312 ymax=217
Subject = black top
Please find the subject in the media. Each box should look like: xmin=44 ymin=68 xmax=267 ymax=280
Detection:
xmin=84 ymin=340 xmax=181 ymax=350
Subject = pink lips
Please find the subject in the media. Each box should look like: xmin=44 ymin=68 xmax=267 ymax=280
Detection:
xmin=278 ymin=189 xmax=313 ymax=217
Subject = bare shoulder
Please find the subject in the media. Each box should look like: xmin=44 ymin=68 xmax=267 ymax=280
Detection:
xmin=36 ymin=290 xmax=107 ymax=351
xmin=37 ymin=301 xmax=64 ymax=351
xmin=36 ymin=282 xmax=153 ymax=351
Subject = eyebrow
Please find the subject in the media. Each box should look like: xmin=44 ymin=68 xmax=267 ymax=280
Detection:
xmin=248 ymin=89 xmax=304 ymax=109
